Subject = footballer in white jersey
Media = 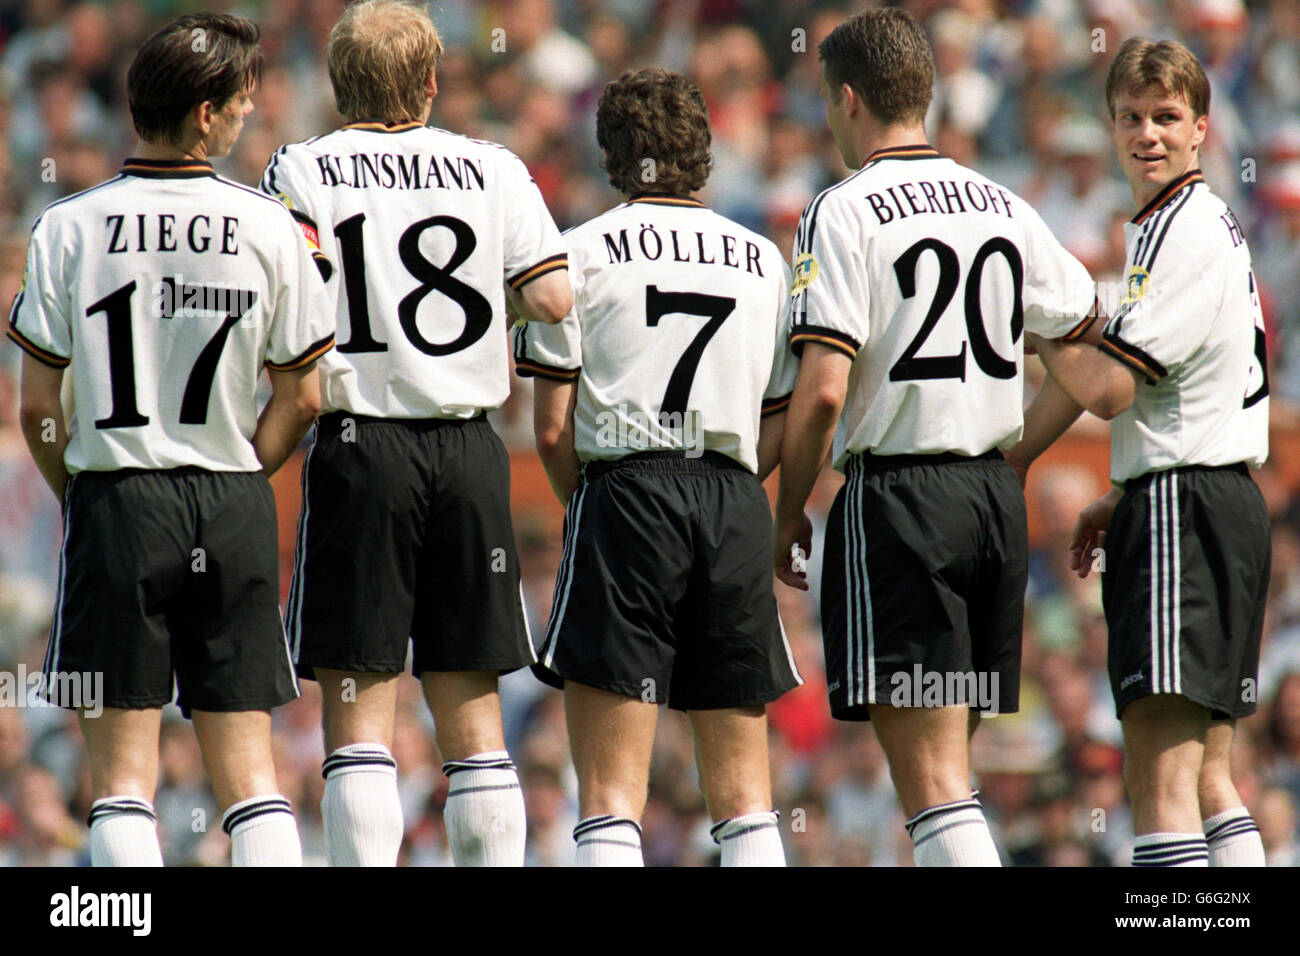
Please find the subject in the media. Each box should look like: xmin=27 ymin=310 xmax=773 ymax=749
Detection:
xmin=10 ymin=14 xmax=322 ymax=867
xmin=261 ymin=0 xmax=572 ymax=869
xmin=1024 ymin=38 xmax=1270 ymax=868
xmin=514 ymin=195 xmax=797 ymax=473
xmin=774 ymin=10 xmax=1098 ymax=867
xmin=523 ymin=68 xmax=797 ymax=867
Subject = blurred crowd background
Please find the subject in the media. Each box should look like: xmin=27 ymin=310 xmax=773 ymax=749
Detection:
xmin=3 ymin=0 xmax=1300 ymax=866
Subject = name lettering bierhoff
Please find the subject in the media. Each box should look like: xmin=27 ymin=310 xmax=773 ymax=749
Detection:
xmin=0 ymin=664 xmax=103 ymax=718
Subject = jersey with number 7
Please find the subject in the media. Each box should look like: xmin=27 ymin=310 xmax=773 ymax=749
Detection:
xmin=260 ymin=121 xmax=567 ymax=418
xmin=512 ymin=195 xmax=796 ymax=474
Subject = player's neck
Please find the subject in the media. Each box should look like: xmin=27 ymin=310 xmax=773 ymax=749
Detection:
xmin=133 ymin=138 xmax=210 ymax=164
xmin=856 ymin=124 xmax=929 ymax=167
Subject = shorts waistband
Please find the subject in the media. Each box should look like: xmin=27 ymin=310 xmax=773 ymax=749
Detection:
xmin=317 ymin=410 xmax=487 ymax=437
xmin=1125 ymin=462 xmax=1250 ymax=487
xmin=845 ymin=448 xmax=1003 ymax=474
xmin=582 ymin=450 xmax=749 ymax=481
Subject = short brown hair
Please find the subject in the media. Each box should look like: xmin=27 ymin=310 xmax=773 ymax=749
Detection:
xmin=818 ymin=9 xmax=933 ymax=126
xmin=328 ymin=0 xmax=444 ymax=124
xmin=1105 ymin=37 xmax=1210 ymax=118
xmin=127 ymin=14 xmax=263 ymax=145
xmin=596 ymin=68 xmax=712 ymax=197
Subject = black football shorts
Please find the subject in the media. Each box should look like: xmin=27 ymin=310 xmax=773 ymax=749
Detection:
xmin=533 ymin=451 xmax=802 ymax=711
xmin=286 ymin=412 xmax=534 ymax=679
xmin=1103 ymin=463 xmax=1269 ymax=719
xmin=821 ymin=450 xmax=1026 ymax=721
xmin=43 ymin=467 xmax=297 ymax=717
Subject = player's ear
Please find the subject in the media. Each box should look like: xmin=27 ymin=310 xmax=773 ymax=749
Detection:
xmin=426 ymin=67 xmax=437 ymax=102
xmin=193 ymin=100 xmax=215 ymax=137
xmin=1191 ymin=112 xmax=1208 ymax=151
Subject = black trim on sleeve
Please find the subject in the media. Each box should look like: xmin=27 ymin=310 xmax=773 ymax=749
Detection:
xmin=266 ymin=333 xmax=334 ymax=372
xmin=507 ymin=253 xmax=569 ymax=291
xmin=7 ymin=325 xmax=70 ymax=368
xmin=515 ymin=358 xmax=580 ymax=382
xmin=789 ymin=325 xmax=860 ymax=359
xmin=1060 ymin=298 xmax=1101 ymax=341
xmin=761 ymin=393 xmax=792 ymax=417
xmin=1100 ymin=332 xmax=1166 ymax=384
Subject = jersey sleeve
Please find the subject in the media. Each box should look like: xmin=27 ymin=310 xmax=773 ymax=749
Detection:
xmin=260 ymin=146 xmax=334 ymax=282
xmin=788 ymin=193 xmax=869 ymax=359
xmin=6 ymin=215 xmax=71 ymax=368
xmin=264 ymin=205 xmax=336 ymax=371
xmin=513 ymin=232 xmax=581 ymax=382
xmin=1100 ymin=231 xmax=1217 ymax=384
xmin=502 ymin=154 xmax=568 ymax=293
xmin=1019 ymin=203 xmax=1099 ymax=341
xmin=762 ymin=257 xmax=797 ymax=416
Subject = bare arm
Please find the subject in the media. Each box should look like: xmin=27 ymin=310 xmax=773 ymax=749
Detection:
xmin=1031 ymin=333 xmax=1142 ymax=420
xmin=533 ymin=378 xmax=580 ymax=504
xmin=756 ymin=410 xmax=785 ymax=482
xmin=252 ymin=365 xmax=321 ymax=477
xmin=773 ymin=343 xmax=851 ymax=589
xmin=512 ymin=271 xmax=573 ymax=325
xmin=18 ymin=354 xmax=69 ymax=500
xmin=1004 ymin=374 xmax=1086 ymax=487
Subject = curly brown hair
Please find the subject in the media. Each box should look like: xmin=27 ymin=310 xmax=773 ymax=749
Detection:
xmin=596 ymin=68 xmax=712 ymax=198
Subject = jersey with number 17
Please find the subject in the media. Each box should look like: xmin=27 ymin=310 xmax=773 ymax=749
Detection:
xmin=6 ymin=159 xmax=335 ymax=474
xmin=260 ymin=121 xmax=568 ymax=419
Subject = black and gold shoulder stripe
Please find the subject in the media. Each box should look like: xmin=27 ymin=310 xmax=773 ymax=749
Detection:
xmin=507 ymin=253 xmax=568 ymax=291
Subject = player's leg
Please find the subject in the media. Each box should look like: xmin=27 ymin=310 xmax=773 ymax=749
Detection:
xmin=289 ymin=416 xmax=430 ymax=866
xmin=689 ymin=706 xmax=784 ymax=866
xmin=1199 ymin=718 xmax=1265 ymax=865
xmin=565 ymin=681 xmax=658 ymax=866
xmin=56 ymin=470 xmax=188 ymax=866
xmin=416 ymin=419 xmax=535 ymax=866
xmin=1121 ymin=694 xmax=1210 ymax=866
xmin=183 ymin=470 xmax=304 ymax=866
xmin=317 ymin=669 xmax=403 ymax=866
xmin=419 ymin=670 xmax=524 ymax=866
xmin=191 ymin=709 xmax=300 ymax=866
xmin=869 ymin=703 xmax=1000 ymax=865
xmin=78 ymin=708 xmax=164 ymax=866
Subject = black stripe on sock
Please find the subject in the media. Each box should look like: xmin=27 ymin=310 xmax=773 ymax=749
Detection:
xmin=1206 ymin=817 xmax=1258 ymax=841
xmin=447 ymin=783 xmax=522 ymax=796
xmin=904 ymin=799 xmax=982 ymax=837
xmin=322 ymin=753 xmax=397 ymax=778
xmin=222 ymin=798 xmax=293 ymax=835
xmin=573 ymin=816 xmax=642 ymax=841
xmin=88 ymin=800 xmax=157 ymax=827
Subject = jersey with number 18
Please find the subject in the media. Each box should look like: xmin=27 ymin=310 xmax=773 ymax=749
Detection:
xmin=6 ymin=158 xmax=335 ymax=473
xmin=260 ymin=121 xmax=568 ymax=419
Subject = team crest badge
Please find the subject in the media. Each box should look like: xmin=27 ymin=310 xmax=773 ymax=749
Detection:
xmin=1122 ymin=265 xmax=1149 ymax=305
xmin=790 ymin=253 xmax=819 ymax=296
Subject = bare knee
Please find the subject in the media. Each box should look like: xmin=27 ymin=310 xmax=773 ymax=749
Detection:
xmin=421 ymin=671 xmax=505 ymax=761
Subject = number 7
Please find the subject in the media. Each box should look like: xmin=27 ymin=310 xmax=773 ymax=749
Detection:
xmin=645 ymin=285 xmax=736 ymax=419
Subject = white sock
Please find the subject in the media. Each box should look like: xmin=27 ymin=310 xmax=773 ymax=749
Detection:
xmin=222 ymin=795 xmax=302 ymax=866
xmin=711 ymin=811 xmax=785 ymax=866
xmin=88 ymin=797 xmax=163 ymax=867
xmin=1204 ymin=808 xmax=1266 ymax=866
xmin=573 ymin=815 xmax=643 ymax=866
xmin=442 ymin=751 xmax=526 ymax=866
xmin=905 ymin=796 xmax=1002 ymax=866
xmin=1132 ymin=832 xmax=1209 ymax=867
xmin=321 ymin=744 xmax=403 ymax=866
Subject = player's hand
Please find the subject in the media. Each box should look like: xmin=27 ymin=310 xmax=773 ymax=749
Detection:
xmin=1069 ymin=490 xmax=1121 ymax=579
xmin=775 ymin=513 xmax=813 ymax=590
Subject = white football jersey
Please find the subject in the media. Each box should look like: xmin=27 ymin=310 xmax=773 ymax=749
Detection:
xmin=1101 ymin=171 xmax=1268 ymax=483
xmin=7 ymin=158 xmax=335 ymax=473
xmin=513 ymin=195 xmax=796 ymax=474
xmin=260 ymin=120 xmax=567 ymax=419
xmin=790 ymin=145 xmax=1097 ymax=468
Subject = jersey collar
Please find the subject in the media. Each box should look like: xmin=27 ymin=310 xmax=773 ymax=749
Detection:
xmin=342 ymin=118 xmax=424 ymax=133
xmin=120 ymin=157 xmax=216 ymax=178
xmin=1131 ymin=170 xmax=1204 ymax=224
xmin=627 ymin=193 xmax=705 ymax=208
xmin=863 ymin=144 xmax=940 ymax=165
